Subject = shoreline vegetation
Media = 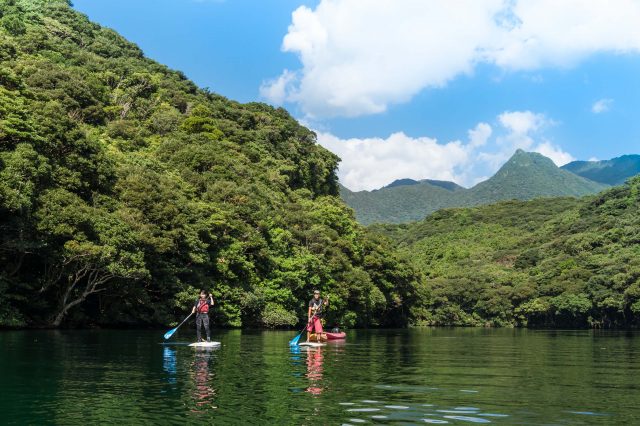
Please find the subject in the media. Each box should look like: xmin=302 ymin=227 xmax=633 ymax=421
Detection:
xmin=0 ymin=0 xmax=424 ymax=329
xmin=1 ymin=0 xmax=638 ymax=330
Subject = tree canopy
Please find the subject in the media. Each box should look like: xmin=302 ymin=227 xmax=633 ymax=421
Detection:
xmin=0 ymin=0 xmax=426 ymax=328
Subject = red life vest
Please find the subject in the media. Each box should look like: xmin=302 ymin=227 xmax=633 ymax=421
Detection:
xmin=196 ymin=299 xmax=209 ymax=314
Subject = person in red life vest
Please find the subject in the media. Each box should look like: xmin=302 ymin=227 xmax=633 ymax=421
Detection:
xmin=192 ymin=289 xmax=214 ymax=342
xmin=306 ymin=290 xmax=328 ymax=343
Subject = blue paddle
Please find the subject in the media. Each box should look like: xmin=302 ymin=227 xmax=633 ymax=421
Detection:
xmin=289 ymin=321 xmax=308 ymax=346
xmin=164 ymin=312 xmax=194 ymax=340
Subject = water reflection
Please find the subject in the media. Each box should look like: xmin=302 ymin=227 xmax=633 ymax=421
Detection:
xmin=190 ymin=347 xmax=218 ymax=411
xmin=162 ymin=346 xmax=177 ymax=385
xmin=342 ymin=399 xmax=507 ymax=424
xmin=305 ymin=347 xmax=324 ymax=396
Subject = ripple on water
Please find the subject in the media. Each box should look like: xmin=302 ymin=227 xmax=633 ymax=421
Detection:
xmin=443 ymin=415 xmax=491 ymax=423
xmin=567 ymin=411 xmax=609 ymax=417
xmin=341 ymin=399 xmax=509 ymax=425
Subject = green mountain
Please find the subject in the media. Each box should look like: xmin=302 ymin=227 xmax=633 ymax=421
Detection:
xmin=561 ymin=154 xmax=640 ymax=185
xmin=385 ymin=178 xmax=463 ymax=191
xmin=370 ymin=175 xmax=640 ymax=328
xmin=462 ymin=149 xmax=608 ymax=203
xmin=340 ymin=180 xmax=462 ymax=225
xmin=342 ymin=150 xmax=609 ymax=225
xmin=0 ymin=0 xmax=426 ymax=328
xmin=424 ymin=179 xmax=464 ymax=192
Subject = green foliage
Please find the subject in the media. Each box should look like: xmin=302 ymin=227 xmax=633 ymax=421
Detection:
xmin=0 ymin=0 xmax=422 ymax=328
xmin=375 ymin=178 xmax=640 ymax=328
xmin=344 ymin=150 xmax=609 ymax=225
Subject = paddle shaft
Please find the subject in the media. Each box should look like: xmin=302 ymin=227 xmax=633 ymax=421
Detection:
xmin=176 ymin=311 xmax=194 ymax=329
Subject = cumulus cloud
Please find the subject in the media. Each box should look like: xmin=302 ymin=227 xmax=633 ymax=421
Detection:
xmin=468 ymin=123 xmax=492 ymax=147
xmin=259 ymin=70 xmax=297 ymax=105
xmin=317 ymin=131 xmax=470 ymax=191
xmin=592 ymin=98 xmax=614 ymax=114
xmin=534 ymin=141 xmax=575 ymax=166
xmin=263 ymin=0 xmax=640 ymax=117
xmin=326 ymin=110 xmax=575 ymax=190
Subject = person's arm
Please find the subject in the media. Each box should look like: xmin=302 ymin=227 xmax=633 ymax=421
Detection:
xmin=324 ymin=297 xmax=329 ymax=306
xmin=209 ymin=295 xmax=214 ymax=307
xmin=308 ymin=305 xmax=313 ymax=321
xmin=192 ymin=299 xmax=197 ymax=314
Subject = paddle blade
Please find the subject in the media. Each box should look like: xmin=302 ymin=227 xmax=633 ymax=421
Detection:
xmin=289 ymin=332 xmax=302 ymax=346
xmin=163 ymin=327 xmax=177 ymax=340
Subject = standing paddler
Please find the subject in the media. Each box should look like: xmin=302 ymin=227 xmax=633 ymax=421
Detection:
xmin=306 ymin=289 xmax=328 ymax=343
xmin=192 ymin=289 xmax=214 ymax=342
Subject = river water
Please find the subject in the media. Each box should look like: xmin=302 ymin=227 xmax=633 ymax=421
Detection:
xmin=1 ymin=328 xmax=638 ymax=424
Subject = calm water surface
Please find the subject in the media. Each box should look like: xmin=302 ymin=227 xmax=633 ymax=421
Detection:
xmin=1 ymin=328 xmax=638 ymax=425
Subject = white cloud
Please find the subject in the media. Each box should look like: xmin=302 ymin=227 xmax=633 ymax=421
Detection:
xmin=468 ymin=122 xmax=492 ymax=147
xmin=259 ymin=70 xmax=297 ymax=105
xmin=263 ymin=0 xmax=640 ymax=117
xmin=317 ymin=132 xmax=470 ymax=191
xmin=498 ymin=111 xmax=546 ymax=136
xmin=534 ymin=141 xmax=575 ymax=166
xmin=326 ymin=110 xmax=575 ymax=190
xmin=592 ymin=98 xmax=614 ymax=114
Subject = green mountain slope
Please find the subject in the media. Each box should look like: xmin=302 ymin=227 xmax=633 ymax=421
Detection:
xmin=463 ymin=150 xmax=608 ymax=203
xmin=385 ymin=178 xmax=463 ymax=191
xmin=562 ymin=154 xmax=640 ymax=185
xmin=343 ymin=150 xmax=609 ymax=225
xmin=0 ymin=0 xmax=426 ymax=328
xmin=340 ymin=181 xmax=462 ymax=225
xmin=371 ymin=176 xmax=640 ymax=328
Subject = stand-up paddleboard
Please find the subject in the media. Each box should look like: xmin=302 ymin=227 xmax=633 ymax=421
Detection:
xmin=298 ymin=342 xmax=325 ymax=348
xmin=188 ymin=341 xmax=221 ymax=348
xmin=309 ymin=332 xmax=346 ymax=341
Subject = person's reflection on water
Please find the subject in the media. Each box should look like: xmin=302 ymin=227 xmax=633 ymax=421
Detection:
xmin=305 ymin=348 xmax=324 ymax=396
xmin=190 ymin=347 xmax=217 ymax=411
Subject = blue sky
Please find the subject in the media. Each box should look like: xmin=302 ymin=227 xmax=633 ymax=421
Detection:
xmin=74 ymin=0 xmax=640 ymax=191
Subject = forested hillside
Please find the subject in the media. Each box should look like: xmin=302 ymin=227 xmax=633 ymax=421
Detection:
xmin=562 ymin=154 xmax=640 ymax=185
xmin=0 ymin=0 xmax=427 ymax=328
xmin=343 ymin=150 xmax=608 ymax=225
xmin=371 ymin=177 xmax=640 ymax=328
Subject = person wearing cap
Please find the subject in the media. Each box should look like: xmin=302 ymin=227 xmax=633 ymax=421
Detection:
xmin=306 ymin=290 xmax=328 ymax=342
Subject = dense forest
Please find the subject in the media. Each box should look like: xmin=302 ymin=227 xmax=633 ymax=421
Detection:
xmin=371 ymin=176 xmax=640 ymax=328
xmin=2 ymin=0 xmax=638 ymax=331
xmin=0 ymin=0 xmax=427 ymax=328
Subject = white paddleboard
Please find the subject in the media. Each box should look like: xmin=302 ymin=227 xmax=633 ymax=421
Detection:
xmin=188 ymin=341 xmax=221 ymax=347
xmin=298 ymin=342 xmax=325 ymax=347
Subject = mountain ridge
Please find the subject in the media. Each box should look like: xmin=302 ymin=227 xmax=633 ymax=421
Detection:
xmin=342 ymin=149 xmax=610 ymax=225
xmin=561 ymin=154 xmax=640 ymax=185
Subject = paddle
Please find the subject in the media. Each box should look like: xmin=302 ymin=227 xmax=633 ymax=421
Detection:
xmin=164 ymin=312 xmax=194 ymax=340
xmin=289 ymin=320 xmax=309 ymax=346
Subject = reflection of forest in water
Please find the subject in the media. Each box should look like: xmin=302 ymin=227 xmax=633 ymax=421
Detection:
xmin=3 ymin=329 xmax=640 ymax=424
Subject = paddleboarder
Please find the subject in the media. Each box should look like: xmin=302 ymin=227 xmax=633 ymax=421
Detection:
xmin=192 ymin=289 xmax=214 ymax=342
xmin=306 ymin=290 xmax=328 ymax=343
